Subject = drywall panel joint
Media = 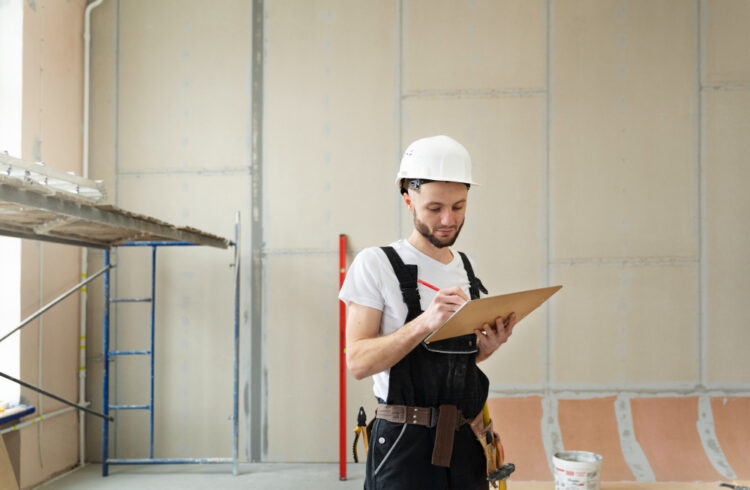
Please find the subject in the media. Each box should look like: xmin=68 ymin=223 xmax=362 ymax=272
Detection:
xmin=615 ymin=394 xmax=655 ymax=482
xmin=493 ymin=386 xmax=750 ymax=398
xmin=697 ymin=395 xmax=737 ymax=479
xmin=541 ymin=396 xmax=562 ymax=474
xmin=544 ymin=0 xmax=553 ymax=392
xmin=114 ymin=0 xmax=120 ymax=207
xmin=118 ymin=168 xmax=251 ymax=177
xmin=702 ymin=83 xmax=750 ymax=91
xmin=394 ymin=0 xmax=403 ymax=241
xmin=262 ymin=248 xmax=338 ymax=257
xmin=250 ymin=0 xmax=265 ymax=463
xmin=698 ymin=0 xmax=707 ymax=388
xmin=553 ymin=258 xmax=699 ymax=266
xmin=402 ymin=88 xmax=546 ymax=99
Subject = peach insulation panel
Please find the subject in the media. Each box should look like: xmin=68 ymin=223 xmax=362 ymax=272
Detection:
xmin=488 ymin=396 xmax=550 ymax=481
xmin=631 ymin=397 xmax=724 ymax=482
xmin=558 ymin=397 xmax=634 ymax=481
xmin=489 ymin=395 xmax=749 ymax=482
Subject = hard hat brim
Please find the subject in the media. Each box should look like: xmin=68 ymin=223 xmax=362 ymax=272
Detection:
xmin=395 ymin=176 xmax=480 ymax=188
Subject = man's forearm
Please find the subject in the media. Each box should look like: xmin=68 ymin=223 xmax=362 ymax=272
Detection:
xmin=346 ymin=316 xmax=427 ymax=380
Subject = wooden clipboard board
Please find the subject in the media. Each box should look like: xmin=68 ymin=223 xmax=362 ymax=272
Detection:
xmin=424 ymin=285 xmax=563 ymax=343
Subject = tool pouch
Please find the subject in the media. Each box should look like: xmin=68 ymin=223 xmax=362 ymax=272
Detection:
xmin=431 ymin=404 xmax=458 ymax=467
xmin=470 ymin=412 xmax=503 ymax=485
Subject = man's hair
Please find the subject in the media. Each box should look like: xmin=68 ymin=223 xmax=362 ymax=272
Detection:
xmin=399 ymin=178 xmax=470 ymax=195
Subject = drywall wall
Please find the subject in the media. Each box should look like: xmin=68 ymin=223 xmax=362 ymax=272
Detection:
xmin=264 ymin=0 xmax=750 ymax=465
xmin=263 ymin=0 xmax=398 ymax=462
xmin=19 ymin=0 xmax=87 ymax=487
xmin=85 ymin=0 xmax=750 ymax=474
xmin=86 ymin=0 xmax=252 ymax=464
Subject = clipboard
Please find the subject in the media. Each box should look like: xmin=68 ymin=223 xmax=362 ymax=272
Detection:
xmin=424 ymin=285 xmax=563 ymax=343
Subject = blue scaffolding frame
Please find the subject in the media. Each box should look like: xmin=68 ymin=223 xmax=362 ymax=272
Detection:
xmin=101 ymin=219 xmax=240 ymax=476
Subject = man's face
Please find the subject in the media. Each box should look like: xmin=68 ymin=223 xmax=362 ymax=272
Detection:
xmin=406 ymin=181 xmax=468 ymax=248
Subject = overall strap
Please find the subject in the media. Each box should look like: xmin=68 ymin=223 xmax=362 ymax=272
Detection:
xmin=380 ymin=246 xmax=422 ymax=322
xmin=457 ymin=251 xmax=488 ymax=300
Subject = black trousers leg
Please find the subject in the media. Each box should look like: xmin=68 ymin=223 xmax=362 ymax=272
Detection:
xmin=364 ymin=419 xmax=488 ymax=490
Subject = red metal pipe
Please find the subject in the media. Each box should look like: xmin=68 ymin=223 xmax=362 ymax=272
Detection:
xmin=338 ymin=234 xmax=347 ymax=480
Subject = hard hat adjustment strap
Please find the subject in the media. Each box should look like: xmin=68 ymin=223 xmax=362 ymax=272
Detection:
xmin=407 ymin=178 xmax=433 ymax=191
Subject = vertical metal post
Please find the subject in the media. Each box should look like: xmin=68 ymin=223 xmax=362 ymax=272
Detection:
xmin=232 ymin=212 xmax=240 ymax=475
xmin=149 ymin=246 xmax=157 ymax=459
xmin=250 ymin=0 xmax=265 ymax=463
xmin=102 ymin=249 xmax=111 ymax=477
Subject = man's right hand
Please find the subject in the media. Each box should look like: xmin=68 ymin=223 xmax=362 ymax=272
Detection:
xmin=418 ymin=286 xmax=469 ymax=336
xmin=345 ymin=286 xmax=469 ymax=380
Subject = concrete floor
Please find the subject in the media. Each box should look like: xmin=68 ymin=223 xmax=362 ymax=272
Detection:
xmin=39 ymin=463 xmax=366 ymax=489
xmin=37 ymin=463 xmax=748 ymax=490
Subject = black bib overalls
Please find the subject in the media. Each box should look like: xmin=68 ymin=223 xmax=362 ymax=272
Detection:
xmin=364 ymin=246 xmax=490 ymax=490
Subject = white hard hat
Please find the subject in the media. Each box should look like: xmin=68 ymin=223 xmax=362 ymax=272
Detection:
xmin=395 ymin=135 xmax=478 ymax=191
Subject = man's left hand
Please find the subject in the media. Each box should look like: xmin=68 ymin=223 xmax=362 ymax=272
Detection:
xmin=475 ymin=312 xmax=516 ymax=363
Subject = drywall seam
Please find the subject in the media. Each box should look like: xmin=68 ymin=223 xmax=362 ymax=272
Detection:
xmin=249 ymin=0 xmax=264 ymax=462
xmin=260 ymin=257 xmax=269 ymax=462
xmin=402 ymin=88 xmax=545 ymax=99
xmin=262 ymin=249 xmax=340 ymax=256
xmin=698 ymin=0 xmax=707 ymax=390
xmin=117 ymin=167 xmax=251 ymax=177
xmin=615 ymin=394 xmax=655 ymax=482
xmin=697 ymin=395 xmax=737 ymax=479
xmin=553 ymin=258 xmax=698 ymax=266
xmin=702 ymin=83 xmax=750 ymax=91
xmin=544 ymin=0 xmax=553 ymax=391
xmin=551 ymin=381 xmax=699 ymax=392
xmin=705 ymin=382 xmax=750 ymax=392
xmin=261 ymin=248 xmax=376 ymax=257
xmin=541 ymin=396 xmax=562 ymax=474
xmin=490 ymin=385 xmax=750 ymax=397
xmin=241 ymin=0 xmax=253 ymax=467
xmin=112 ymin=0 xmax=121 ymax=457
xmin=114 ymin=0 xmax=120 ymax=208
xmin=261 ymin=0 xmax=269 ymax=460
xmin=395 ymin=0 xmax=403 ymax=241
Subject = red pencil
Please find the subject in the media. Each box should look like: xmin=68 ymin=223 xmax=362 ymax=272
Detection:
xmin=418 ymin=279 xmax=440 ymax=292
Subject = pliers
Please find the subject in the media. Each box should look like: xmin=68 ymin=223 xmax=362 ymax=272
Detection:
xmin=352 ymin=406 xmax=369 ymax=463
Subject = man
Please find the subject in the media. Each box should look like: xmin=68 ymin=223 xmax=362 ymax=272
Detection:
xmin=339 ymin=135 xmax=517 ymax=489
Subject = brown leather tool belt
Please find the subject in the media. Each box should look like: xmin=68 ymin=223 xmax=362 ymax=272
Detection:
xmin=375 ymin=403 xmax=477 ymax=467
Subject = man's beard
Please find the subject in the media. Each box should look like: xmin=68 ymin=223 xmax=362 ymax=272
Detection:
xmin=413 ymin=213 xmax=464 ymax=248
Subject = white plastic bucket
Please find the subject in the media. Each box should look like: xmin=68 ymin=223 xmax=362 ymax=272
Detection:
xmin=553 ymin=451 xmax=603 ymax=490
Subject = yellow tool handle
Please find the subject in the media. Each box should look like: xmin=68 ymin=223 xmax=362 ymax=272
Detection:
xmin=483 ymin=402 xmax=509 ymax=489
xmin=352 ymin=427 xmax=361 ymax=463
xmin=362 ymin=427 xmax=369 ymax=456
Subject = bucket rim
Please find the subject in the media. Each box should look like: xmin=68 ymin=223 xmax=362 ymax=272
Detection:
xmin=553 ymin=450 xmax=603 ymax=464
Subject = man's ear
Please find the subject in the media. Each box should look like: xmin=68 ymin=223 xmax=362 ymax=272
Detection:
xmin=402 ymin=190 xmax=413 ymax=211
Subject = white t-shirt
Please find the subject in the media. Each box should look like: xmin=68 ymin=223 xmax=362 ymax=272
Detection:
xmin=338 ymin=239 xmax=474 ymax=401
